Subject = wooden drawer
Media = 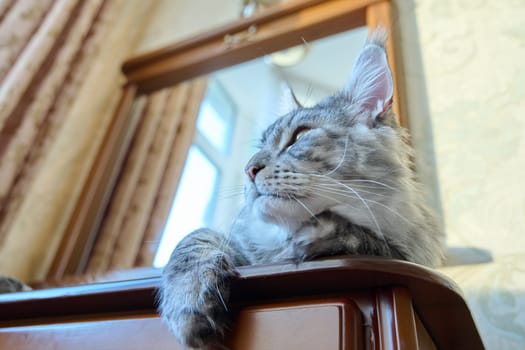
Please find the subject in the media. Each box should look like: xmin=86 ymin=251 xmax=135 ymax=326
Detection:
xmin=0 ymin=315 xmax=175 ymax=350
xmin=0 ymin=299 xmax=363 ymax=350
xmin=228 ymin=299 xmax=363 ymax=349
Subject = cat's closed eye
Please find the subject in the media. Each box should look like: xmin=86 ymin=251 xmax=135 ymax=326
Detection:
xmin=285 ymin=126 xmax=311 ymax=151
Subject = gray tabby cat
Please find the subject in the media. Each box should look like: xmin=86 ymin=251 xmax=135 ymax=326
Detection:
xmin=160 ymin=30 xmax=445 ymax=349
xmin=0 ymin=275 xmax=31 ymax=293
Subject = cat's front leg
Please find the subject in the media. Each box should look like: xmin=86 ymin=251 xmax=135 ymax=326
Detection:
xmin=160 ymin=229 xmax=247 ymax=349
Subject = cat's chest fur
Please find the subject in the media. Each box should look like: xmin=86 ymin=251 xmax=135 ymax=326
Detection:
xmin=232 ymin=206 xmax=360 ymax=263
xmin=231 ymin=208 xmax=291 ymax=262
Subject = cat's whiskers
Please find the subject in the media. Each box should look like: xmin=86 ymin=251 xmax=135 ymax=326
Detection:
xmin=315 ymin=180 xmax=390 ymax=190
xmin=305 ymin=169 xmax=399 ymax=192
xmin=309 ymin=183 xmax=411 ymax=225
xmin=216 ymin=185 xmax=245 ymax=200
xmin=217 ymin=193 xmax=245 ymax=201
xmin=264 ymin=170 xmax=408 ymax=237
xmin=339 ymin=179 xmax=399 ymax=192
xmin=263 ymin=190 xmax=295 ymax=228
xmin=273 ymin=175 xmax=400 ymax=233
xmin=312 ymin=182 xmax=388 ymax=197
xmin=315 ymin=181 xmax=379 ymax=188
xmin=308 ymin=174 xmax=384 ymax=239
xmin=290 ymin=194 xmax=321 ymax=224
xmin=215 ymin=275 xmax=229 ymax=312
xmin=299 ymin=185 xmax=361 ymax=212
xmin=272 ymin=184 xmax=321 ymax=224
xmin=297 ymin=185 xmax=390 ymax=243
xmin=322 ymin=132 xmax=351 ymax=177
xmin=228 ymin=207 xmax=247 ymax=238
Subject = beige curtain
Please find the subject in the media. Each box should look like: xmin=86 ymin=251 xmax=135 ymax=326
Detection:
xmin=0 ymin=0 xmax=106 ymax=244
xmin=86 ymin=78 xmax=208 ymax=273
xmin=0 ymin=0 xmax=155 ymax=281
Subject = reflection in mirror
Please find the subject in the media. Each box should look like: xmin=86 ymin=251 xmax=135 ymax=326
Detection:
xmin=154 ymin=27 xmax=369 ymax=267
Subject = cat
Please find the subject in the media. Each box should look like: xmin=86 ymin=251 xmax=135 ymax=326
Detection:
xmin=160 ymin=29 xmax=445 ymax=349
xmin=0 ymin=275 xmax=31 ymax=293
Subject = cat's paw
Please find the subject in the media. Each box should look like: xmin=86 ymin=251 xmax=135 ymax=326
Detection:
xmin=290 ymin=238 xmax=314 ymax=263
xmin=174 ymin=309 xmax=223 ymax=349
xmin=0 ymin=275 xmax=31 ymax=293
xmin=160 ymin=254 xmax=237 ymax=349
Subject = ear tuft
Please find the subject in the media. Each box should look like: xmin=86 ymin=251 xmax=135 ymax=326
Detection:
xmin=367 ymin=26 xmax=388 ymax=48
xmin=343 ymin=27 xmax=393 ymax=125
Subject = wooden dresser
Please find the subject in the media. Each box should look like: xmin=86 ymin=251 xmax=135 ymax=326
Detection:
xmin=0 ymin=257 xmax=484 ymax=349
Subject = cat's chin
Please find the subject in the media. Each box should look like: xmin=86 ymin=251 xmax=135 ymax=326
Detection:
xmin=253 ymin=195 xmax=314 ymax=226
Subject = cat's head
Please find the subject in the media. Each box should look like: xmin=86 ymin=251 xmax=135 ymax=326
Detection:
xmin=244 ymin=30 xmax=411 ymax=231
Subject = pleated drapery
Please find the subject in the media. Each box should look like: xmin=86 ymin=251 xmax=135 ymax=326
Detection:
xmin=0 ymin=0 xmax=155 ymax=281
xmin=86 ymin=79 xmax=207 ymax=273
xmin=0 ymin=0 xmax=106 ymax=245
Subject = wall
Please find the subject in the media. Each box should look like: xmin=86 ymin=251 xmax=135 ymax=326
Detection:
xmin=399 ymin=0 xmax=525 ymax=257
xmin=135 ymin=0 xmax=240 ymax=53
xmin=397 ymin=1 xmax=525 ymax=348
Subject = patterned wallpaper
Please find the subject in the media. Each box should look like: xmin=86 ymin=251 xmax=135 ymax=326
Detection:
xmin=416 ymin=0 xmax=524 ymax=255
xmin=397 ymin=1 xmax=525 ymax=348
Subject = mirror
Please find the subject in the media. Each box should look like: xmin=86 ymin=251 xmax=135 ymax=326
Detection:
xmin=154 ymin=27 xmax=370 ymax=266
xmin=46 ymin=0 xmax=406 ymax=281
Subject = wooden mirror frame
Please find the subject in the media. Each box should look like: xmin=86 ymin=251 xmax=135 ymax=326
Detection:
xmin=48 ymin=0 xmax=408 ymax=279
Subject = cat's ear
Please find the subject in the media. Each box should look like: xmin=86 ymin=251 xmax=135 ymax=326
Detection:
xmin=278 ymin=82 xmax=303 ymax=115
xmin=343 ymin=29 xmax=393 ymax=125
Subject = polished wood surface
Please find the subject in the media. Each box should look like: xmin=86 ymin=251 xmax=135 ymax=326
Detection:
xmin=0 ymin=315 xmax=180 ymax=350
xmin=1 ymin=257 xmax=484 ymax=349
xmin=375 ymin=287 xmax=419 ymax=349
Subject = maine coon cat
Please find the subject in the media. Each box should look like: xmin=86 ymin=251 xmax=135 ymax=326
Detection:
xmin=160 ymin=29 xmax=445 ymax=349
xmin=0 ymin=275 xmax=31 ymax=293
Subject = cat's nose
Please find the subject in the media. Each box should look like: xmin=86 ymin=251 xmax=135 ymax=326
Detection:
xmin=246 ymin=165 xmax=263 ymax=181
